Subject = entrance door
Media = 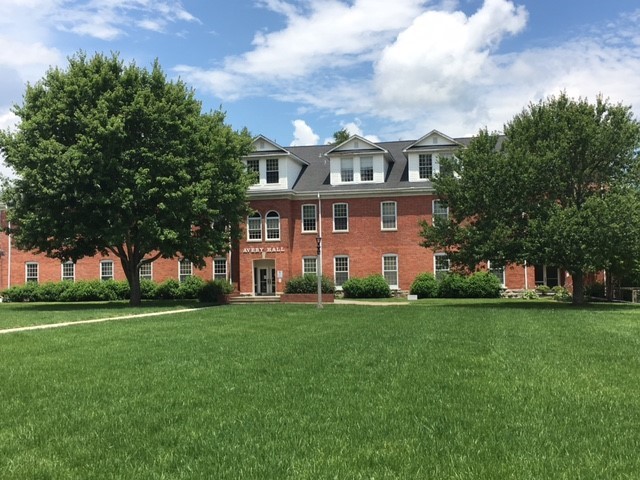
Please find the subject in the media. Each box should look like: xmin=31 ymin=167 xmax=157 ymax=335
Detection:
xmin=254 ymin=261 xmax=276 ymax=296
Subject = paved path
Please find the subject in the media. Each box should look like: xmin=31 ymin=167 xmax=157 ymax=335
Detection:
xmin=0 ymin=307 xmax=205 ymax=335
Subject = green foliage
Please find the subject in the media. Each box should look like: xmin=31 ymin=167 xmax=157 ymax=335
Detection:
xmin=466 ymin=271 xmax=502 ymax=298
xmin=522 ymin=290 xmax=540 ymax=300
xmin=155 ymin=279 xmax=181 ymax=300
xmin=342 ymin=274 xmax=391 ymax=299
xmin=585 ymin=282 xmax=605 ymax=298
xmin=409 ymin=273 xmax=439 ymax=299
xmin=198 ymin=279 xmax=235 ymax=303
xmin=535 ymin=285 xmax=552 ymax=295
xmin=0 ymin=51 xmax=254 ymax=306
xmin=553 ymin=287 xmax=572 ymax=302
xmin=140 ymin=279 xmax=158 ymax=300
xmin=330 ymin=128 xmax=350 ymax=145
xmin=437 ymin=274 xmax=468 ymax=298
xmin=284 ymin=274 xmax=335 ymax=294
xmin=177 ymin=276 xmax=206 ymax=300
xmin=420 ymin=92 xmax=640 ymax=304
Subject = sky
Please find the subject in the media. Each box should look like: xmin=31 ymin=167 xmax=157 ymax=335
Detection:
xmin=2 ymin=0 xmax=640 ymax=176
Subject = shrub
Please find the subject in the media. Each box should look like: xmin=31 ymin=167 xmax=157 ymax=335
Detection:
xmin=535 ymin=285 xmax=551 ymax=295
xmin=59 ymin=280 xmax=117 ymax=302
xmin=34 ymin=281 xmax=71 ymax=302
xmin=585 ymin=282 xmax=605 ymax=299
xmin=437 ymin=273 xmax=468 ymax=298
xmin=1 ymin=283 xmax=39 ymax=302
xmin=467 ymin=271 xmax=502 ymax=298
xmin=140 ymin=279 xmax=158 ymax=300
xmin=553 ymin=286 xmax=572 ymax=302
xmin=102 ymin=280 xmax=130 ymax=300
xmin=342 ymin=274 xmax=391 ymax=299
xmin=285 ymin=274 xmax=335 ymax=294
xmin=177 ymin=276 xmax=205 ymax=299
xmin=522 ymin=289 xmax=539 ymax=300
xmin=198 ymin=279 xmax=234 ymax=303
xmin=155 ymin=279 xmax=180 ymax=300
xmin=410 ymin=273 xmax=439 ymax=299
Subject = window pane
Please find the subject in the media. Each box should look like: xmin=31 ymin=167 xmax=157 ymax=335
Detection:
xmin=488 ymin=261 xmax=505 ymax=286
xmin=434 ymin=255 xmax=450 ymax=280
xmin=303 ymin=257 xmax=317 ymax=275
xmin=266 ymin=211 xmax=280 ymax=240
xmin=247 ymin=159 xmax=260 ymax=183
xmin=419 ymin=154 xmax=433 ymax=179
xmin=101 ymin=261 xmax=114 ymax=281
xmin=383 ymin=255 xmax=398 ymax=287
xmin=179 ymin=259 xmax=192 ymax=282
xmin=335 ymin=256 xmax=349 ymax=286
xmin=360 ymin=156 xmax=373 ymax=181
xmin=381 ymin=202 xmax=397 ymax=229
xmin=139 ymin=262 xmax=152 ymax=280
xmin=62 ymin=261 xmax=75 ymax=281
xmin=248 ymin=213 xmax=262 ymax=240
xmin=302 ymin=205 xmax=317 ymax=232
xmin=214 ymin=259 xmax=227 ymax=280
xmin=341 ymin=158 xmax=353 ymax=182
xmin=26 ymin=263 xmax=39 ymax=283
xmin=266 ymin=158 xmax=279 ymax=184
xmin=333 ymin=203 xmax=348 ymax=231
xmin=433 ymin=200 xmax=449 ymax=224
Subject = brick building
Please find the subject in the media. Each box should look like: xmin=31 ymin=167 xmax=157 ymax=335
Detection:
xmin=1 ymin=131 xmax=566 ymax=295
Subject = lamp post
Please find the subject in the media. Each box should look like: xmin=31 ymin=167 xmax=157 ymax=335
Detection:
xmin=316 ymin=235 xmax=323 ymax=309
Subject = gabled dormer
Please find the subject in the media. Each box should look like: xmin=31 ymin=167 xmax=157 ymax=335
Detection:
xmin=325 ymin=135 xmax=389 ymax=186
xmin=403 ymin=130 xmax=462 ymax=182
xmin=244 ymin=135 xmax=308 ymax=191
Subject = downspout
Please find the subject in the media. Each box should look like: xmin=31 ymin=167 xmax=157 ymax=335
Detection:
xmin=524 ymin=260 xmax=528 ymax=290
xmin=7 ymin=221 xmax=11 ymax=289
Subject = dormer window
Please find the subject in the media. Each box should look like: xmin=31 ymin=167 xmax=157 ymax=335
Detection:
xmin=266 ymin=159 xmax=279 ymax=184
xmin=360 ymin=156 xmax=373 ymax=181
xmin=419 ymin=154 xmax=433 ymax=179
xmin=247 ymin=159 xmax=260 ymax=183
xmin=341 ymin=158 xmax=354 ymax=182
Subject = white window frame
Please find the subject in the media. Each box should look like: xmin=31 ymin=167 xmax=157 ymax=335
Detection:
xmin=434 ymin=254 xmax=450 ymax=280
xmin=247 ymin=212 xmax=262 ymax=241
xmin=25 ymin=262 xmax=39 ymax=283
xmin=360 ymin=156 xmax=373 ymax=182
xmin=487 ymin=261 xmax=506 ymax=287
xmin=382 ymin=254 xmax=398 ymax=289
xmin=302 ymin=204 xmax=317 ymax=233
xmin=302 ymin=256 xmax=317 ymax=275
xmin=334 ymin=256 xmax=349 ymax=288
xmin=214 ymin=258 xmax=228 ymax=281
xmin=61 ymin=261 xmax=75 ymax=282
xmin=139 ymin=261 xmax=153 ymax=281
xmin=246 ymin=159 xmax=260 ymax=184
xmin=333 ymin=203 xmax=349 ymax=232
xmin=266 ymin=158 xmax=279 ymax=184
xmin=265 ymin=211 xmax=280 ymax=241
xmin=341 ymin=158 xmax=354 ymax=182
xmin=100 ymin=260 xmax=114 ymax=281
xmin=432 ymin=199 xmax=449 ymax=225
xmin=419 ymin=154 xmax=433 ymax=179
xmin=179 ymin=259 xmax=193 ymax=283
xmin=381 ymin=201 xmax=397 ymax=230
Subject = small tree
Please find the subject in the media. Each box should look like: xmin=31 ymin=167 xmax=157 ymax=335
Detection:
xmin=420 ymin=93 xmax=640 ymax=304
xmin=329 ymin=128 xmax=350 ymax=145
xmin=0 ymin=52 xmax=254 ymax=305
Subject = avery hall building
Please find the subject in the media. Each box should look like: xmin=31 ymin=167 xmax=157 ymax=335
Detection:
xmin=1 ymin=131 xmax=565 ymax=296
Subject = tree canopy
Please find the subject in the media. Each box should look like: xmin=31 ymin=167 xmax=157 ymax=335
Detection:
xmin=329 ymin=128 xmax=350 ymax=145
xmin=420 ymin=92 xmax=640 ymax=304
xmin=0 ymin=52 xmax=254 ymax=305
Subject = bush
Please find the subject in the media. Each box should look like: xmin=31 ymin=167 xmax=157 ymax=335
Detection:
xmin=522 ymin=289 xmax=539 ymax=300
xmin=34 ymin=281 xmax=71 ymax=302
xmin=285 ymin=274 xmax=335 ymax=294
xmin=102 ymin=280 xmax=130 ymax=300
xmin=535 ymin=285 xmax=551 ymax=295
xmin=437 ymin=273 xmax=468 ymax=298
xmin=140 ymin=279 xmax=158 ymax=300
xmin=59 ymin=280 xmax=118 ymax=302
xmin=198 ymin=279 xmax=234 ymax=303
xmin=155 ymin=279 xmax=180 ymax=300
xmin=467 ymin=271 xmax=502 ymax=298
xmin=585 ymin=282 xmax=605 ymax=298
xmin=553 ymin=286 xmax=572 ymax=302
xmin=342 ymin=274 xmax=391 ymax=299
xmin=410 ymin=273 xmax=439 ymax=299
xmin=1 ymin=283 xmax=39 ymax=302
xmin=177 ymin=276 xmax=205 ymax=299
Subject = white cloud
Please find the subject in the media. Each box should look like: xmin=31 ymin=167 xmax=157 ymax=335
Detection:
xmin=290 ymin=119 xmax=320 ymax=146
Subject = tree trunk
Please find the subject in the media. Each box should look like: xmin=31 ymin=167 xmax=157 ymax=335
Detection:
xmin=120 ymin=256 xmax=142 ymax=307
xmin=572 ymin=271 xmax=585 ymax=305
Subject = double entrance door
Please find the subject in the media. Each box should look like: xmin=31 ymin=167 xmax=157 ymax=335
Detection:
xmin=254 ymin=260 xmax=276 ymax=296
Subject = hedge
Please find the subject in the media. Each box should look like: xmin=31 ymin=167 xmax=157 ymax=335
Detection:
xmin=284 ymin=274 xmax=335 ymax=294
xmin=410 ymin=271 xmax=502 ymax=299
xmin=342 ymin=274 xmax=391 ymax=299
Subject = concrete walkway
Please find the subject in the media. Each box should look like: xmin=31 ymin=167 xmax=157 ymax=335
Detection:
xmin=0 ymin=307 xmax=205 ymax=335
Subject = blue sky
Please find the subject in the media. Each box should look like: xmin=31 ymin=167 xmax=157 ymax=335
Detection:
xmin=2 ymin=0 xmax=640 ymax=176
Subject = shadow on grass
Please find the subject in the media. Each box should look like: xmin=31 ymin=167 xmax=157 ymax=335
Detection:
xmin=433 ymin=298 xmax=640 ymax=312
xmin=0 ymin=299 xmax=206 ymax=313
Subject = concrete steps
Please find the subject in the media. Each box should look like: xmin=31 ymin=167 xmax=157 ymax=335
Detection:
xmin=227 ymin=295 xmax=281 ymax=305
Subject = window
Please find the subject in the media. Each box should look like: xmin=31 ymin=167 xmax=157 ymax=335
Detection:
xmin=100 ymin=260 xmax=114 ymax=281
xmin=432 ymin=200 xmax=449 ymax=224
xmin=383 ymin=255 xmax=398 ymax=288
xmin=266 ymin=211 xmax=280 ymax=240
xmin=302 ymin=204 xmax=317 ymax=232
xmin=434 ymin=254 xmax=450 ymax=280
xmin=61 ymin=261 xmax=75 ymax=282
xmin=25 ymin=262 xmax=39 ymax=283
xmin=333 ymin=203 xmax=348 ymax=232
xmin=303 ymin=257 xmax=317 ymax=275
xmin=214 ymin=258 xmax=227 ymax=280
xmin=248 ymin=212 xmax=262 ymax=241
xmin=247 ymin=159 xmax=260 ymax=183
xmin=360 ymin=156 xmax=373 ymax=181
xmin=179 ymin=259 xmax=193 ymax=283
xmin=139 ymin=262 xmax=153 ymax=281
xmin=334 ymin=256 xmax=349 ymax=287
xmin=535 ymin=265 xmax=561 ymax=287
xmin=487 ymin=261 xmax=505 ymax=286
xmin=381 ymin=201 xmax=397 ymax=230
xmin=419 ymin=154 xmax=433 ymax=179
xmin=266 ymin=158 xmax=279 ymax=184
xmin=341 ymin=158 xmax=354 ymax=182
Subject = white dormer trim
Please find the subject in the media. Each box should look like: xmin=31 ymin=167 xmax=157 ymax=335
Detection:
xmin=244 ymin=135 xmax=309 ymax=191
xmin=325 ymin=135 xmax=388 ymax=186
xmin=402 ymin=130 xmax=463 ymax=152
xmin=325 ymin=135 xmax=388 ymax=156
xmin=404 ymin=130 xmax=462 ymax=183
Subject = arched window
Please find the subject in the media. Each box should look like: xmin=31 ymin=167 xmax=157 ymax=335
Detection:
xmin=266 ymin=211 xmax=280 ymax=240
xmin=248 ymin=212 xmax=262 ymax=241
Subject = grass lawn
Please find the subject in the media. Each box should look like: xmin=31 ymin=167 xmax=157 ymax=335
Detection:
xmin=0 ymin=300 xmax=205 ymax=330
xmin=1 ymin=300 xmax=640 ymax=479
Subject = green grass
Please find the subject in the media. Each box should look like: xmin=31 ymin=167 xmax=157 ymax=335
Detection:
xmin=1 ymin=301 xmax=640 ymax=479
xmin=0 ymin=300 xmax=205 ymax=330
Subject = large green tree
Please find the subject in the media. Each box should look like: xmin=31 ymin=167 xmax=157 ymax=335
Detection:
xmin=420 ymin=93 xmax=640 ymax=304
xmin=0 ymin=52 xmax=253 ymax=305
